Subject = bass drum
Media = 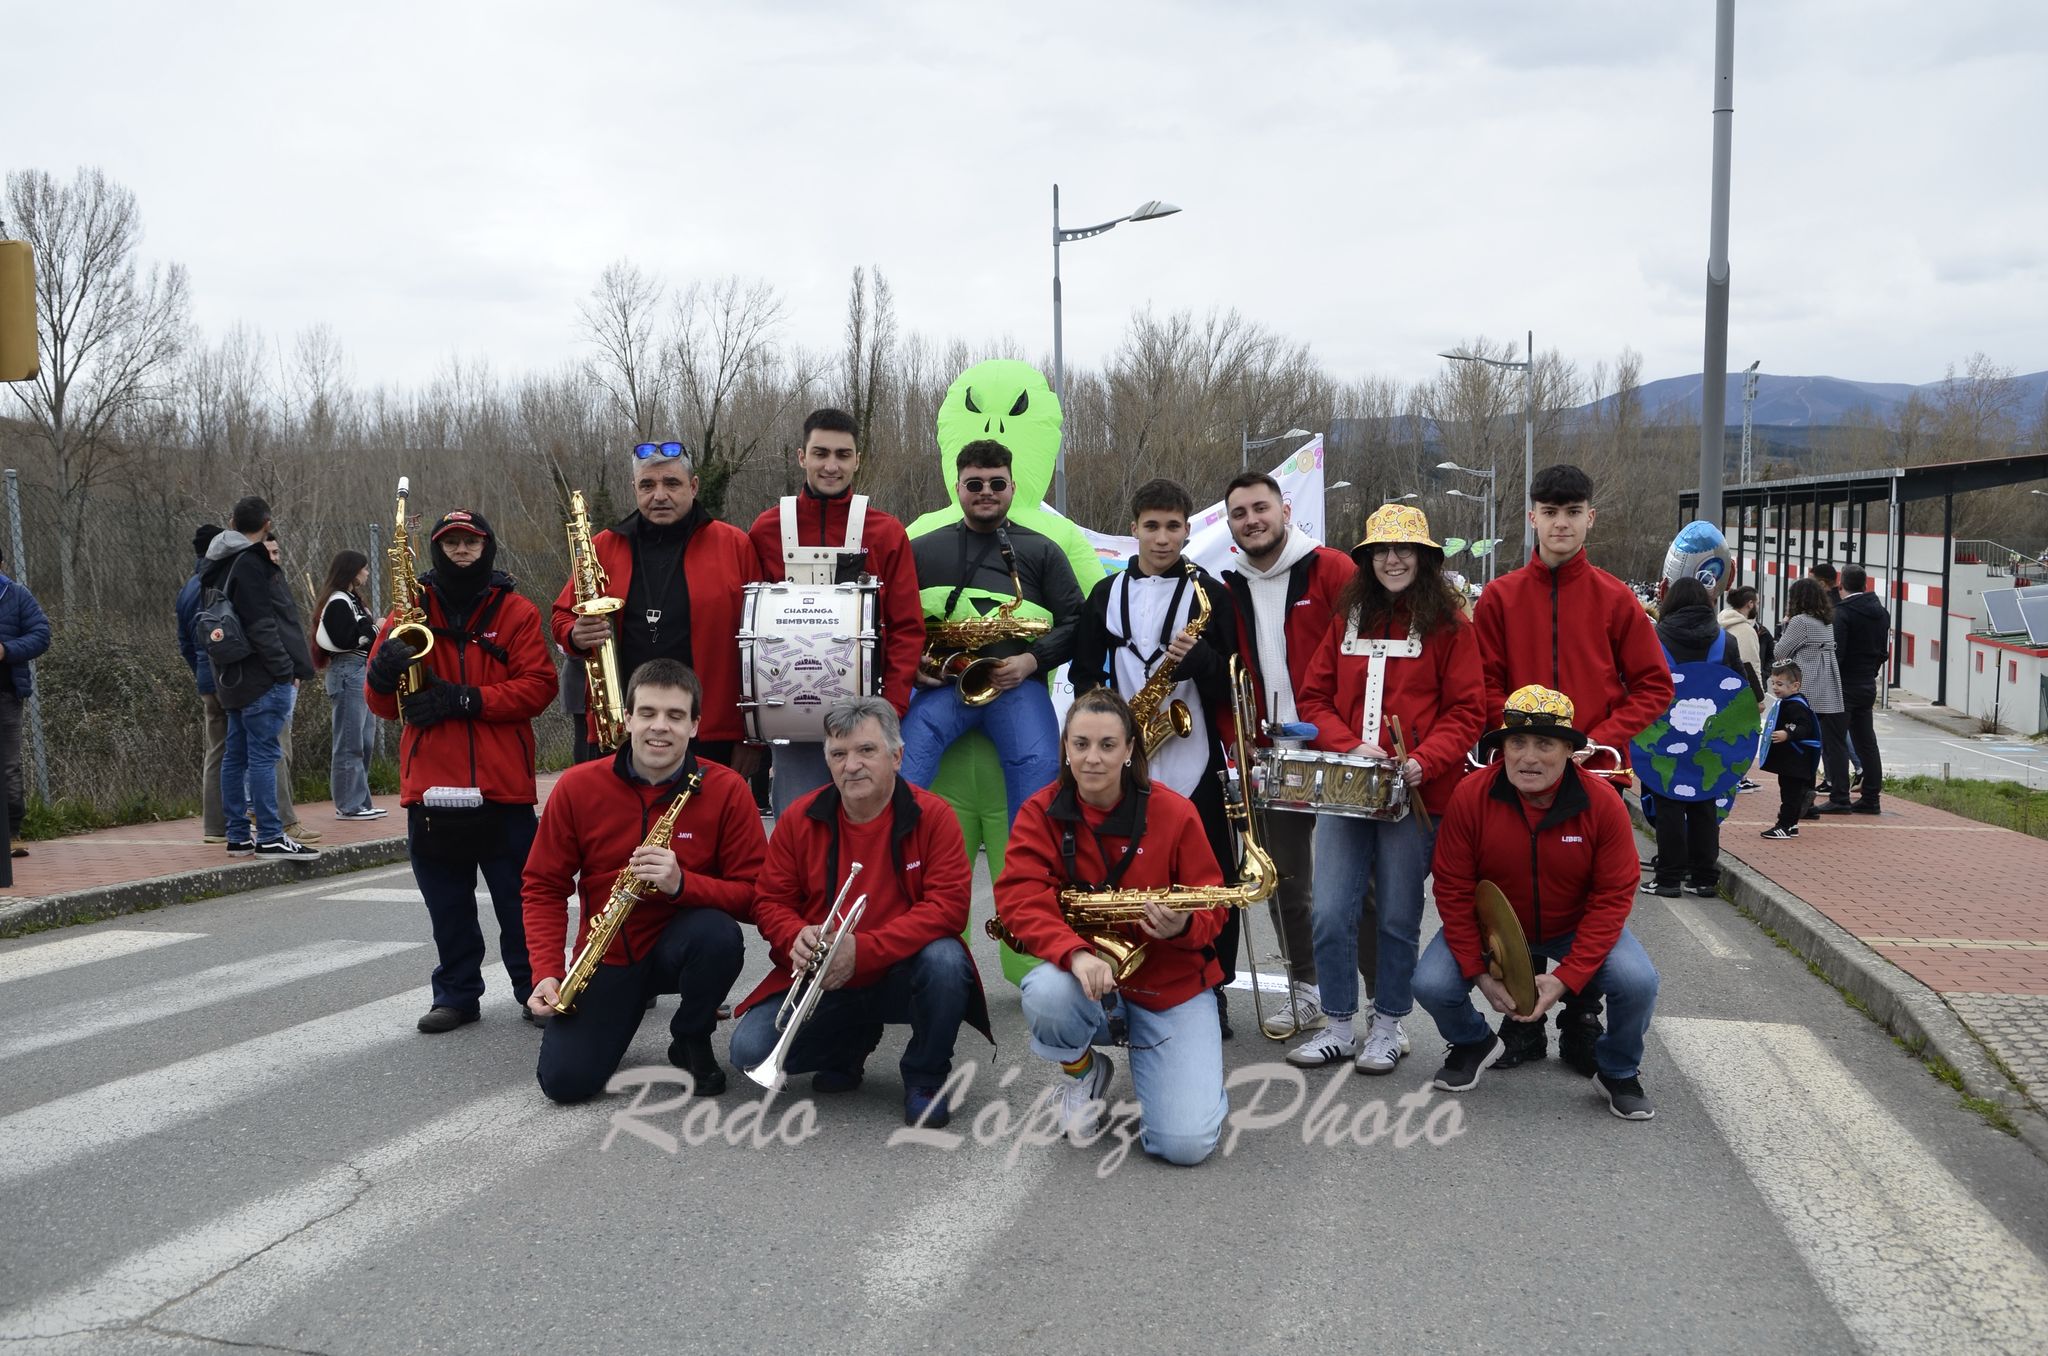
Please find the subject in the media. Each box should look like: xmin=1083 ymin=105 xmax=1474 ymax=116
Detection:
xmin=737 ymin=582 xmax=880 ymax=744
xmin=1255 ymin=747 xmax=1409 ymax=822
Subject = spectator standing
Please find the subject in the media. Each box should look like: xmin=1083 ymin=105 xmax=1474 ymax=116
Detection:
xmin=1775 ymin=578 xmax=1847 ymax=817
xmin=314 ymin=550 xmax=385 ymax=820
xmin=0 ymin=547 xmax=52 ymax=856
xmin=1810 ymin=562 xmax=1844 ymax=608
xmin=1719 ymin=585 xmax=1770 ymax=792
xmin=1643 ymin=578 xmax=1746 ymax=896
xmin=1832 ymin=565 xmax=1889 ymax=813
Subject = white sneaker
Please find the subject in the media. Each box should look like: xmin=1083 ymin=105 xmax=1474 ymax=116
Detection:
xmin=1355 ymin=1015 xmax=1411 ymax=1074
xmin=1285 ymin=1026 xmax=1358 ymax=1067
xmin=1056 ymin=1053 xmax=1114 ymax=1144
xmin=1261 ymin=981 xmax=1326 ymax=1039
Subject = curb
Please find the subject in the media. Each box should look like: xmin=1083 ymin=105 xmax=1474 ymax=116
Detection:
xmin=0 ymin=837 xmax=411 ymax=937
xmin=1886 ymin=698 xmax=1991 ymax=740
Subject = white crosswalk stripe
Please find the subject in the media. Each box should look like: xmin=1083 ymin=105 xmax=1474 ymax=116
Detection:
xmin=0 ymin=940 xmax=422 ymax=1063
xmin=1661 ymin=1016 xmax=2048 ymax=1354
xmin=0 ymin=930 xmax=205 ymax=986
xmin=321 ymin=887 xmax=427 ymax=903
xmin=0 ymin=965 xmax=508 ymax=1187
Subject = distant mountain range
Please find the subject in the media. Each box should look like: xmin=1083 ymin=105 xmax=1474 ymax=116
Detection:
xmin=1587 ymin=370 xmax=2048 ymax=428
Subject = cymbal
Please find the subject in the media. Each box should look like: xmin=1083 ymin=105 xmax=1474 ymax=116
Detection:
xmin=1475 ymin=880 xmax=1537 ymax=1017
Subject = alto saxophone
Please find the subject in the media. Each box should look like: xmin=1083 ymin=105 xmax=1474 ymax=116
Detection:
xmin=550 ymin=769 xmax=703 ymax=1015
xmin=386 ymin=477 xmax=436 ymax=704
xmin=986 ymin=656 xmax=1277 ymax=982
xmin=565 ymin=490 xmax=626 ymax=751
xmin=918 ymin=527 xmax=1050 ymax=708
xmin=1127 ymin=562 xmax=1212 ymax=758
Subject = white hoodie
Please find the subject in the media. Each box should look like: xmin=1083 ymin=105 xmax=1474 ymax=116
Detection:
xmin=1232 ymin=526 xmax=1320 ymax=724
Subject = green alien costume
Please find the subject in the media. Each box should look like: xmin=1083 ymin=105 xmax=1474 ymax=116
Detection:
xmin=906 ymin=360 xmax=1107 ymax=985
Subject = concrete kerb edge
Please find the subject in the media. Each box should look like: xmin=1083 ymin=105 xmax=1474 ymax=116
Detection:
xmin=1886 ymin=696 xmax=1990 ymax=740
xmin=0 ymin=837 xmax=411 ymax=937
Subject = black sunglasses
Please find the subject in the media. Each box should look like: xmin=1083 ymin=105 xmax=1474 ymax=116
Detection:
xmin=961 ymin=476 xmax=1011 ymax=494
xmin=1503 ymin=709 xmax=1571 ymax=729
xmin=633 ymin=441 xmax=690 ymax=461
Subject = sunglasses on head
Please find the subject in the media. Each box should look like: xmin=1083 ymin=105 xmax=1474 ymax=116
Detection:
xmin=1503 ymin=709 xmax=1570 ymax=730
xmin=961 ymin=476 xmax=1011 ymax=494
xmin=633 ymin=441 xmax=690 ymax=461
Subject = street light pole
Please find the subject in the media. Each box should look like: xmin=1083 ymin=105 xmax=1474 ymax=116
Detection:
xmin=1439 ymin=463 xmax=1501 ymax=583
xmin=1242 ymin=426 xmax=1311 ymax=475
xmin=1440 ymin=338 xmax=1537 ymax=562
xmin=1698 ymin=0 xmax=1737 ymax=527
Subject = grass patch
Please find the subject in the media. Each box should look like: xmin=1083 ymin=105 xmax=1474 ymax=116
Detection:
xmin=1886 ymin=775 xmax=2048 ymax=841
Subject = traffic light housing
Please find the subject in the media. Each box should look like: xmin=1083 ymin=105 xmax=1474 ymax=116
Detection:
xmin=0 ymin=240 xmax=37 ymax=383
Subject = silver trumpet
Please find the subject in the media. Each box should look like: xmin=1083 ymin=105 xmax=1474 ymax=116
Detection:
xmin=745 ymin=863 xmax=867 ymax=1091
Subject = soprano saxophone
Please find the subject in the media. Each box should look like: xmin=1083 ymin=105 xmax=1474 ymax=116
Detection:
xmin=386 ymin=477 xmax=436 ymax=703
xmin=565 ymin=490 xmax=626 ymax=751
xmin=1127 ymin=562 xmax=1211 ymax=758
xmin=550 ymin=769 xmax=703 ymax=1015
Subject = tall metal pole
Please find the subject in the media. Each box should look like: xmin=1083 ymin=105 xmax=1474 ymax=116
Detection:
xmin=1521 ymin=329 xmax=1535 ymax=560
xmin=1698 ymin=0 xmax=1736 ymax=526
xmin=1051 ymin=183 xmax=1067 ymax=518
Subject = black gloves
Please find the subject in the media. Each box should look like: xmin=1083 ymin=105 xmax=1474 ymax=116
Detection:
xmin=366 ymin=637 xmax=417 ymax=694
xmin=401 ymin=682 xmax=481 ymax=728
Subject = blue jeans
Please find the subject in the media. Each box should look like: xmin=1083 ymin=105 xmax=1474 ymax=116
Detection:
xmin=1019 ymin=963 xmax=1226 ymax=1166
xmin=324 ymin=655 xmax=375 ymax=815
xmin=1412 ymin=926 xmax=1660 ymax=1079
xmin=408 ymin=806 xmax=537 ymax=1011
xmin=223 ymin=681 xmax=294 ymax=844
xmin=769 ymin=742 xmax=832 ymax=818
xmin=1310 ymin=811 xmax=1437 ymax=1022
xmin=899 ymin=682 xmax=1059 ymax=829
xmin=727 ymin=938 xmax=976 ymax=1088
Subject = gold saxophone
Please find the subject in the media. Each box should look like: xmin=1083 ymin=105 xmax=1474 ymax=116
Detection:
xmin=918 ymin=526 xmax=1049 ymax=708
xmin=565 ymin=490 xmax=626 ymax=751
xmin=550 ymin=769 xmax=703 ymax=1015
xmin=1127 ymin=562 xmax=1212 ymax=758
xmin=386 ymin=477 xmax=436 ymax=705
xmin=985 ymin=657 xmax=1276 ymax=982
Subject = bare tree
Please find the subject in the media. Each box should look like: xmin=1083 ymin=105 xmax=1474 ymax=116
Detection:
xmin=579 ymin=260 xmax=669 ymax=441
xmin=4 ymin=167 xmax=189 ymax=610
xmin=669 ymin=276 xmax=809 ymax=517
xmin=840 ymin=266 xmax=897 ymax=461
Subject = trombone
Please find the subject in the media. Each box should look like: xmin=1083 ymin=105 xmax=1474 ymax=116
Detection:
xmin=744 ymin=863 xmax=867 ymax=1091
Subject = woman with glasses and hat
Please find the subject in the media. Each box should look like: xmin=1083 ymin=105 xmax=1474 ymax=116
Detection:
xmin=1289 ymin=504 xmax=1486 ymax=1075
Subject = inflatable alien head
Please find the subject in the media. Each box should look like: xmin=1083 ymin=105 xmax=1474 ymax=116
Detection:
xmin=933 ymin=360 xmax=1063 ymax=509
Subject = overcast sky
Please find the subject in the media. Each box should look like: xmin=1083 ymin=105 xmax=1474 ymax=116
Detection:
xmin=11 ymin=1 xmax=2046 ymax=395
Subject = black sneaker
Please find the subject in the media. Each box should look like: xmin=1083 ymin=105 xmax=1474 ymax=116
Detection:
xmin=1650 ymin=883 xmax=1682 ymax=898
xmin=255 ymin=836 xmax=321 ymax=860
xmin=1814 ymin=802 xmax=1854 ymax=816
xmin=1494 ymin=1017 xmax=1548 ymax=1068
xmin=226 ymin=840 xmax=256 ymax=857
xmin=417 ymin=1005 xmax=479 ymax=1034
xmin=1760 ymin=826 xmax=1797 ymax=840
xmin=668 ymin=1034 xmax=726 ymax=1096
xmin=1851 ymin=801 xmax=1881 ymax=815
xmin=1686 ymin=882 xmax=1719 ymax=897
xmin=812 ymin=1063 xmax=866 ymax=1094
xmin=1432 ymin=1033 xmax=1506 ymax=1091
xmin=1736 ymin=778 xmax=1761 ymax=792
xmin=1595 ymin=1071 xmax=1655 ymax=1120
xmin=1558 ymin=1009 xmax=1604 ymax=1078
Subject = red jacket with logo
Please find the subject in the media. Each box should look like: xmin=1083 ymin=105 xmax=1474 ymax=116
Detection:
xmin=551 ymin=514 xmax=762 ymax=744
xmin=1222 ymin=543 xmax=1355 ymax=744
xmin=1296 ymin=605 xmax=1487 ymax=815
xmin=737 ymin=779 xmax=990 ymax=1038
xmin=994 ymin=782 xmax=1227 ymax=1011
xmin=365 ymin=575 xmax=558 ymax=805
xmin=1470 ymin=550 xmax=1673 ymax=763
xmin=1431 ymin=762 xmax=1640 ymax=993
xmin=746 ymin=489 xmax=926 ymax=715
xmin=521 ymin=752 xmax=766 ymax=983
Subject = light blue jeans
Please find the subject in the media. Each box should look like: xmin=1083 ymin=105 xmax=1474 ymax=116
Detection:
xmin=324 ymin=655 xmax=375 ymax=815
xmin=1412 ymin=926 xmax=1660 ymax=1079
xmin=1310 ymin=811 xmax=1437 ymax=1022
xmin=1019 ymin=962 xmax=1226 ymax=1166
xmin=769 ymin=741 xmax=832 ymax=818
xmin=899 ymin=681 xmax=1059 ymax=829
xmin=223 ymin=681 xmax=294 ymax=844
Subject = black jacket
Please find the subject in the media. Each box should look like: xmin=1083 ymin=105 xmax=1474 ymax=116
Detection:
xmin=1833 ymin=591 xmax=1890 ymax=699
xmin=201 ymin=530 xmax=316 ymax=696
xmin=910 ymin=519 xmax=1086 ymax=671
xmin=1762 ymin=693 xmax=1821 ymax=778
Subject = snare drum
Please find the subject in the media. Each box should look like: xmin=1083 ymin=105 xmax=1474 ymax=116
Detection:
xmin=1255 ymin=747 xmax=1409 ymax=821
xmin=737 ymin=582 xmax=880 ymax=743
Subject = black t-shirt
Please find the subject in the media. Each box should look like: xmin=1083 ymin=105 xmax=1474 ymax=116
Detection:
xmin=619 ymin=513 xmax=698 ymax=679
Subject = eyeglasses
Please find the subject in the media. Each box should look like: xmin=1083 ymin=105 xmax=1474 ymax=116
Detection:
xmin=961 ymin=477 xmax=1011 ymax=494
xmin=1368 ymin=544 xmax=1419 ymax=559
xmin=633 ymin=441 xmax=690 ymax=461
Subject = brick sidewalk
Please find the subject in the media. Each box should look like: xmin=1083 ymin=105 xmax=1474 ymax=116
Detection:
xmin=1720 ymin=781 xmax=2048 ymax=1097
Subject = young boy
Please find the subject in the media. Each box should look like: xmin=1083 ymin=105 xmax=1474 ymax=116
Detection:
xmin=1759 ymin=661 xmax=1821 ymax=840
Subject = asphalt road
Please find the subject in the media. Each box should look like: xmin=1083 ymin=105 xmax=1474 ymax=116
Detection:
xmin=1 ymin=841 xmax=2045 ymax=1355
xmin=1873 ymin=707 xmax=2048 ymax=786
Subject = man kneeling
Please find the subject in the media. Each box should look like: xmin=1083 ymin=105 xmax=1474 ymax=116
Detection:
xmin=524 ymin=661 xmax=766 ymax=1102
xmin=728 ymin=696 xmax=990 ymax=1128
xmin=1414 ymin=685 xmax=1660 ymax=1120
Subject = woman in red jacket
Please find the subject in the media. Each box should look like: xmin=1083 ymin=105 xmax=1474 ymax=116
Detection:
xmin=1290 ymin=505 xmax=1485 ymax=1075
xmin=995 ymin=688 xmax=1228 ymax=1166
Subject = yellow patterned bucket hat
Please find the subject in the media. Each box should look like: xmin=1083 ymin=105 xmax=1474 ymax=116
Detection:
xmin=1478 ymin=684 xmax=1589 ymax=755
xmin=1354 ymin=503 xmax=1441 ymax=558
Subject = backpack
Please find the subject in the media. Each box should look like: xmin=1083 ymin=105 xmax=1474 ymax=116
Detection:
xmin=191 ymin=556 xmax=266 ymax=710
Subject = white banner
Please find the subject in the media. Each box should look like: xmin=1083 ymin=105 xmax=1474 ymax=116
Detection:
xmin=1077 ymin=435 xmax=1329 ymax=574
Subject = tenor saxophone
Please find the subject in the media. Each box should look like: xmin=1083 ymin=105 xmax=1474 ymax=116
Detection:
xmin=550 ymin=770 xmax=703 ymax=1015
xmin=918 ymin=527 xmax=1050 ymax=707
xmin=386 ymin=477 xmax=436 ymax=704
xmin=565 ymin=490 xmax=626 ymax=751
xmin=1127 ymin=562 xmax=1211 ymax=757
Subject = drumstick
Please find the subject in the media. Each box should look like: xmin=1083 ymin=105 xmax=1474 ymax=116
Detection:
xmin=1389 ymin=715 xmax=1433 ymax=832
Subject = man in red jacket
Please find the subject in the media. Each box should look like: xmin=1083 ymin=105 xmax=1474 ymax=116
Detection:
xmin=554 ymin=441 xmax=763 ymax=775
xmin=727 ymin=696 xmax=988 ymax=1128
xmin=365 ymin=509 xmax=559 ymax=1034
xmin=523 ymin=660 xmax=766 ymax=1101
xmin=1220 ymin=471 xmax=1358 ymax=1039
xmin=1470 ymin=463 xmax=1672 ymax=1072
xmin=1412 ymin=686 xmax=1659 ymax=1119
xmin=746 ymin=408 xmax=925 ymax=815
